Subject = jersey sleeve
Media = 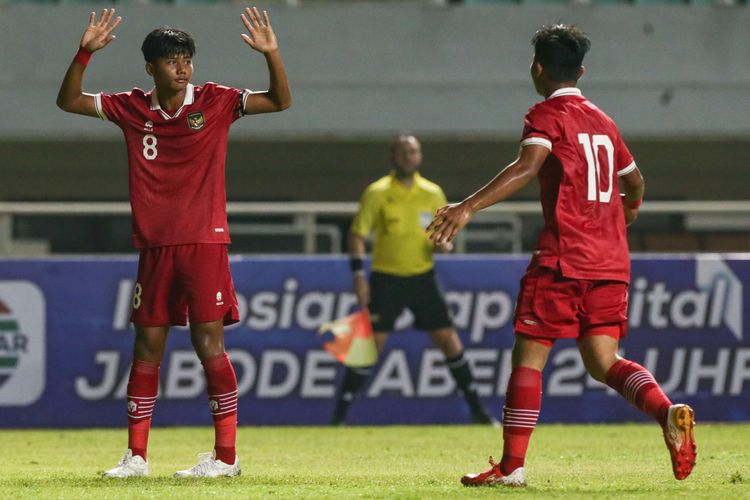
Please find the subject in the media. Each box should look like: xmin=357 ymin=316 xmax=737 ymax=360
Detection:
xmin=350 ymin=187 xmax=378 ymax=237
xmin=520 ymin=104 xmax=560 ymax=151
xmin=203 ymin=82 xmax=252 ymax=123
xmin=615 ymin=133 xmax=637 ymax=177
xmin=94 ymin=91 xmax=133 ymax=125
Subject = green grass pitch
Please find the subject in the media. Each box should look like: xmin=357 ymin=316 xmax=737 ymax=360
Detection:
xmin=1 ymin=424 xmax=748 ymax=498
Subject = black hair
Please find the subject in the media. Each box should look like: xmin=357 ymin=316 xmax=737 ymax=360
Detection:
xmin=531 ymin=24 xmax=590 ymax=83
xmin=141 ymin=27 xmax=195 ymax=63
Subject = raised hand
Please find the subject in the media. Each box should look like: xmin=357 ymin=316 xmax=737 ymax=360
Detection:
xmin=240 ymin=7 xmax=278 ymax=54
xmin=80 ymin=9 xmax=121 ymax=52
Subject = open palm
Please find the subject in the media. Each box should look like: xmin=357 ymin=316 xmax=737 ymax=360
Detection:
xmin=80 ymin=8 xmax=121 ymax=52
xmin=241 ymin=7 xmax=278 ymax=54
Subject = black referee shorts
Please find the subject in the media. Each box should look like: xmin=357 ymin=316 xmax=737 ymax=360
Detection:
xmin=368 ymin=269 xmax=453 ymax=332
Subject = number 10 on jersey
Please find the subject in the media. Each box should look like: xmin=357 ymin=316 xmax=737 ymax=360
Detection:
xmin=578 ymin=133 xmax=614 ymax=203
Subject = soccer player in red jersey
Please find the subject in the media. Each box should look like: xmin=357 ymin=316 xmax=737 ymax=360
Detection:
xmin=57 ymin=7 xmax=291 ymax=478
xmin=428 ymin=24 xmax=696 ymax=487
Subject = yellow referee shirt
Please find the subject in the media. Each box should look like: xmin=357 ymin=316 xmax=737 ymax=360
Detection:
xmin=351 ymin=172 xmax=448 ymax=277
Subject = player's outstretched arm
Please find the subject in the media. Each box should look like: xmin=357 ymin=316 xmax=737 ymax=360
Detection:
xmin=621 ymin=167 xmax=645 ymax=226
xmin=56 ymin=9 xmax=121 ymax=116
xmin=427 ymin=144 xmax=549 ymax=244
xmin=240 ymin=7 xmax=292 ymax=115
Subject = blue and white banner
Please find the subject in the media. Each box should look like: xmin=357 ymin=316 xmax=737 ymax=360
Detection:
xmin=0 ymin=254 xmax=748 ymax=427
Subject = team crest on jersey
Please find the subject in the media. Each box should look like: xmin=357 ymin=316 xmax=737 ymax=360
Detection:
xmin=187 ymin=112 xmax=205 ymax=130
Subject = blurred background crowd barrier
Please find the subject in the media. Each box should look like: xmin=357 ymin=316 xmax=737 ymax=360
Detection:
xmin=0 ymin=2 xmax=748 ymax=254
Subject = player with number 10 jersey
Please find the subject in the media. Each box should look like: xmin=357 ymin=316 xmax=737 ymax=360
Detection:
xmin=521 ymin=87 xmax=636 ymax=283
xmin=428 ymin=23 xmax=696 ymax=488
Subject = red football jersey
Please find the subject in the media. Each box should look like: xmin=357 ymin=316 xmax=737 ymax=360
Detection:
xmin=521 ymin=87 xmax=637 ymax=283
xmin=94 ymin=83 xmax=252 ymax=248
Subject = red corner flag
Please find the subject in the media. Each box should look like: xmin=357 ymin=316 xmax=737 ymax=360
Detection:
xmin=318 ymin=309 xmax=377 ymax=367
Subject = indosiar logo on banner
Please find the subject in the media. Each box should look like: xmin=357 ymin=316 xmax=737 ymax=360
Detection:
xmin=0 ymin=281 xmax=45 ymax=406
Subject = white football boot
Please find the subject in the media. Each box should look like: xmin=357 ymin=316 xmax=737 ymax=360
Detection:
xmin=102 ymin=449 xmax=149 ymax=478
xmin=174 ymin=451 xmax=241 ymax=478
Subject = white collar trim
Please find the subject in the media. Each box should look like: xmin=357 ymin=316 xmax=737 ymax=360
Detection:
xmin=547 ymin=87 xmax=582 ymax=100
xmin=149 ymin=84 xmax=194 ymax=119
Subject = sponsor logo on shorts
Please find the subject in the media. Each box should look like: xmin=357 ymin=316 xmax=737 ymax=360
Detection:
xmin=0 ymin=282 xmax=45 ymax=406
xmin=522 ymin=319 xmax=537 ymax=326
xmin=216 ymin=291 xmax=224 ymax=306
xmin=214 ymin=228 xmax=225 ymax=233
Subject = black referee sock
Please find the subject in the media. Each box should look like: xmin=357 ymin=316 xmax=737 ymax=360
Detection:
xmin=331 ymin=366 xmax=373 ymax=424
xmin=446 ymin=352 xmax=485 ymax=415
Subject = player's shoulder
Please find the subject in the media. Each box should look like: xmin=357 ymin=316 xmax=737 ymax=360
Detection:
xmin=107 ymin=87 xmax=147 ymax=99
xmin=581 ymin=98 xmax=622 ymax=133
xmin=194 ymin=82 xmax=239 ymax=96
xmin=525 ymin=99 xmax=549 ymax=117
xmin=104 ymin=87 xmax=150 ymax=111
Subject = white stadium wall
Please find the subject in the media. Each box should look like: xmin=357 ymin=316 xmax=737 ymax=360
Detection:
xmin=0 ymin=3 xmax=749 ymax=139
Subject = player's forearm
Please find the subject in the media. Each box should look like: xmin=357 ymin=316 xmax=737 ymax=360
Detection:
xmin=56 ymin=61 xmax=87 ymax=112
xmin=464 ymin=161 xmax=536 ymax=213
xmin=622 ymin=180 xmax=645 ymax=203
xmin=263 ymin=49 xmax=291 ymax=111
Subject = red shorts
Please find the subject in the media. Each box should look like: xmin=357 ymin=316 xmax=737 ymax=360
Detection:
xmin=513 ymin=262 xmax=628 ymax=344
xmin=130 ymin=244 xmax=240 ymax=327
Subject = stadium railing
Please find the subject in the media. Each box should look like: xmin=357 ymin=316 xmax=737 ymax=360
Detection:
xmin=1 ymin=200 xmax=749 ymax=256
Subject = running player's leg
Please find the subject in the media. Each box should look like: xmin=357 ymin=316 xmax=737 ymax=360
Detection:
xmin=577 ymin=282 xmax=696 ymax=480
xmin=463 ymin=264 xmax=576 ymax=487
xmin=500 ymin=335 xmax=550 ymax=475
xmin=462 ymin=334 xmax=549 ymax=487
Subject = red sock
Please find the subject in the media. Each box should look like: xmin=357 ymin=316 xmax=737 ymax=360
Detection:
xmin=500 ymin=367 xmax=542 ymax=476
xmin=203 ymin=352 xmax=238 ymax=465
xmin=605 ymin=359 xmax=672 ymax=426
xmin=127 ymin=359 xmax=160 ymax=460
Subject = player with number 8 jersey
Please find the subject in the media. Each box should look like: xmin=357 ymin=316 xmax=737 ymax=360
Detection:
xmin=57 ymin=7 xmax=291 ymax=479
xmin=95 ymin=82 xmax=248 ymax=248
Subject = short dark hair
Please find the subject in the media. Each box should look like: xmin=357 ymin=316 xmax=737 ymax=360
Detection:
xmin=531 ymin=24 xmax=590 ymax=83
xmin=141 ymin=27 xmax=195 ymax=63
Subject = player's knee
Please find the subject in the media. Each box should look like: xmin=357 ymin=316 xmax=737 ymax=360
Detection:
xmin=582 ymin=354 xmax=616 ymax=383
xmin=133 ymin=339 xmax=165 ymax=362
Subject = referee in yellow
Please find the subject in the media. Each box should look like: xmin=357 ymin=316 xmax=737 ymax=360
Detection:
xmin=331 ymin=134 xmax=496 ymax=425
